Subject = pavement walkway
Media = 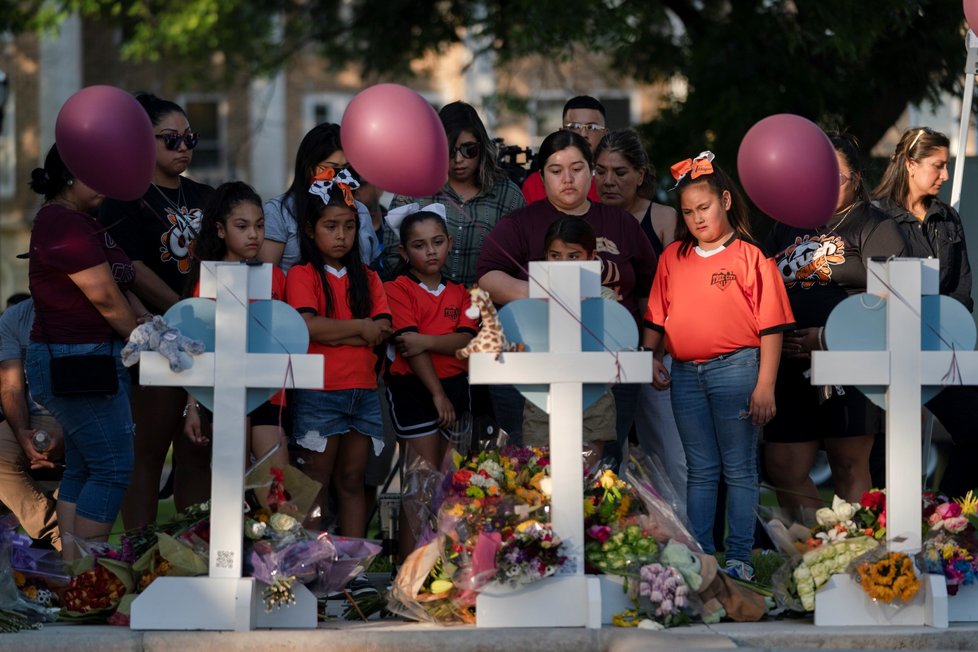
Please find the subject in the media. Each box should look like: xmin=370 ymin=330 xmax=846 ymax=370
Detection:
xmin=2 ymin=618 xmax=977 ymax=652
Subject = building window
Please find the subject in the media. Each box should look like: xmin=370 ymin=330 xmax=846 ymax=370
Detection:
xmin=0 ymin=90 xmax=14 ymax=199
xmin=181 ymin=95 xmax=226 ymax=181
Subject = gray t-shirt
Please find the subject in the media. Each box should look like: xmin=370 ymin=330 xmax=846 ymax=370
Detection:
xmin=0 ymin=299 xmax=48 ymax=416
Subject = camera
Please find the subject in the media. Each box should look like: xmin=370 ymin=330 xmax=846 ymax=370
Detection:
xmin=494 ymin=138 xmax=535 ymax=187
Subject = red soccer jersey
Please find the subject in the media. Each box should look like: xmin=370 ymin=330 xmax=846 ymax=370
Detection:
xmin=191 ymin=265 xmax=287 ymax=301
xmin=385 ymin=274 xmax=479 ymax=378
xmin=644 ymin=238 xmax=795 ymax=362
xmin=285 ymin=263 xmax=391 ymax=390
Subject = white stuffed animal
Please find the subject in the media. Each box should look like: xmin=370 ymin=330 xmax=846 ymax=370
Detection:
xmin=121 ymin=315 xmax=205 ymax=372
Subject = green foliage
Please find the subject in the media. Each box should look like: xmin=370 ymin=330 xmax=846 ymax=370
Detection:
xmin=1 ymin=0 xmax=967 ymax=170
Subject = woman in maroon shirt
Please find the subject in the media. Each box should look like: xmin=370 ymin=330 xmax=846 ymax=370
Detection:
xmin=25 ymin=145 xmax=141 ymax=559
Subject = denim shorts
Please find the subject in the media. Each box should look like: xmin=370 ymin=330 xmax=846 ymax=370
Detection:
xmin=26 ymin=340 xmax=133 ymax=524
xmin=292 ymin=388 xmax=383 ymax=452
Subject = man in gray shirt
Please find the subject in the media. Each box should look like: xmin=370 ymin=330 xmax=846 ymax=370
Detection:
xmin=0 ymin=298 xmax=62 ymax=549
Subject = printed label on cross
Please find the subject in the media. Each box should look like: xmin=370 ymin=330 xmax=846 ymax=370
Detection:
xmin=469 ymin=261 xmax=651 ymax=627
xmin=131 ymin=262 xmax=323 ymax=630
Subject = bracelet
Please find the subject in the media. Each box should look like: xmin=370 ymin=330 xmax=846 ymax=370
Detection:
xmin=182 ymin=402 xmax=200 ymax=417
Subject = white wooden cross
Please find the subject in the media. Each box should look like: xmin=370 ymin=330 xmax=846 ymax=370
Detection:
xmin=130 ymin=262 xmax=324 ymax=631
xmin=470 ymin=261 xmax=652 ymax=628
xmin=810 ymin=257 xmax=969 ymax=627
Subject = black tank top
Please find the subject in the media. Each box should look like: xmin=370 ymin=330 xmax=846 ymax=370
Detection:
xmin=639 ymin=202 xmax=665 ymax=256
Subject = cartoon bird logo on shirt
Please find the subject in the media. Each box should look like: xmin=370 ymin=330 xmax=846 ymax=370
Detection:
xmin=160 ymin=206 xmax=204 ymax=273
xmin=776 ymin=234 xmax=846 ymax=289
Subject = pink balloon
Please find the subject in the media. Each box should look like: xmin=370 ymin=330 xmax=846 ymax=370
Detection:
xmin=737 ymin=114 xmax=838 ymax=229
xmin=55 ymin=86 xmax=155 ymax=201
xmin=341 ymin=84 xmax=448 ymax=197
xmin=966 ymin=0 xmax=978 ymax=32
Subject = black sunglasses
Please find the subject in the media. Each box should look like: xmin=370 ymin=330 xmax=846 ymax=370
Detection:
xmin=450 ymin=142 xmax=480 ymax=159
xmin=155 ymin=132 xmax=199 ymax=151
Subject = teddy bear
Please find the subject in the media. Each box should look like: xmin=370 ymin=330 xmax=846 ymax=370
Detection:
xmin=121 ymin=315 xmax=205 ymax=372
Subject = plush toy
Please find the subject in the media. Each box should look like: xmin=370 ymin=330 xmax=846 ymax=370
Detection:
xmin=121 ymin=315 xmax=205 ymax=372
xmin=456 ymin=285 xmax=525 ymax=360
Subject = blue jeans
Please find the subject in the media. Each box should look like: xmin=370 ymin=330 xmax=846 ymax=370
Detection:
xmin=670 ymin=347 xmax=759 ymax=564
xmin=26 ymin=341 xmax=133 ymax=524
xmin=601 ymin=383 xmax=640 ymax=472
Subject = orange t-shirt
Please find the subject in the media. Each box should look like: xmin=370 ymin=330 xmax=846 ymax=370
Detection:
xmin=644 ymin=238 xmax=795 ymax=362
xmin=385 ymin=274 xmax=478 ymax=378
xmin=285 ymin=263 xmax=391 ymax=391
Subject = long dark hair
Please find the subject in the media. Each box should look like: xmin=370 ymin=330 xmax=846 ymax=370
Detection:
xmin=828 ymin=131 xmax=869 ymax=204
xmin=872 ymin=126 xmax=950 ymax=209
xmin=184 ymin=181 xmax=263 ymax=297
xmin=297 ymin=186 xmax=372 ymax=318
xmin=391 ymin=210 xmax=449 ymax=278
xmin=134 ymin=92 xmax=188 ymax=126
xmin=286 ymin=123 xmax=343 ymax=226
xmin=674 ymin=162 xmax=753 ymax=257
xmin=29 ymin=144 xmax=73 ymax=201
xmin=439 ymin=101 xmax=501 ymax=191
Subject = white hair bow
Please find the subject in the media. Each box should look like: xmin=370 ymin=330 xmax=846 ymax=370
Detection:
xmin=384 ymin=202 xmax=447 ymax=237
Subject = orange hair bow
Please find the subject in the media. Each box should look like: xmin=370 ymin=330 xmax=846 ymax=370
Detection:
xmin=670 ymin=151 xmax=715 ymax=186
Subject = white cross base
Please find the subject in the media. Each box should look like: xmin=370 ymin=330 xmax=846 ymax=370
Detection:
xmin=811 ymin=258 xmax=956 ymax=628
xmin=470 ymin=262 xmax=652 ymax=628
xmin=130 ymin=262 xmax=324 ymax=631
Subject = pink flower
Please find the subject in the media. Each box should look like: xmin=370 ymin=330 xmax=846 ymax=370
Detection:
xmin=936 ymin=502 xmax=963 ymax=520
xmin=587 ymin=524 xmax=611 ymax=543
xmin=944 ymin=516 xmax=969 ymax=534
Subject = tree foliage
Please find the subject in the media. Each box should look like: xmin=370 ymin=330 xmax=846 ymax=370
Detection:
xmin=0 ymin=0 xmax=968 ymax=163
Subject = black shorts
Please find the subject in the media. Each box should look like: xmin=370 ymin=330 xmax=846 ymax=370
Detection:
xmin=250 ymin=400 xmax=286 ymax=428
xmin=385 ymin=373 xmax=470 ymax=439
xmin=764 ymin=359 xmax=882 ymax=444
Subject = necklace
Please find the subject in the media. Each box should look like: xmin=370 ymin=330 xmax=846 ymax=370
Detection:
xmin=817 ymin=201 xmax=859 ymax=237
xmin=151 ymin=180 xmax=186 ymax=215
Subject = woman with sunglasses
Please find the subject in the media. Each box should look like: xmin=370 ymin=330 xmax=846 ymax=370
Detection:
xmin=873 ymin=127 xmax=978 ymax=498
xmin=380 ymin=101 xmax=524 ymax=286
xmin=98 ymin=92 xmax=214 ymax=529
xmin=764 ymin=133 xmax=906 ymax=515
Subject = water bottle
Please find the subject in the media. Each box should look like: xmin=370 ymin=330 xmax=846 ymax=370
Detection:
xmin=31 ymin=430 xmax=52 ymax=453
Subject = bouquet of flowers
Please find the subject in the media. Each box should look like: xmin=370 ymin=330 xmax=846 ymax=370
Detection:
xmin=918 ymin=538 xmax=978 ymax=596
xmin=779 ymin=536 xmax=880 ymax=611
xmin=585 ymin=520 xmax=658 ymax=576
xmin=851 ymin=548 xmax=921 ymax=604
xmin=636 ymin=563 xmax=691 ymax=627
xmin=494 ymin=521 xmax=567 ymax=587
xmin=389 ymin=445 xmax=566 ymax=624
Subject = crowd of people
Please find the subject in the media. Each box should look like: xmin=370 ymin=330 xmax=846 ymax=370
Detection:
xmin=0 ymin=91 xmax=974 ymax=586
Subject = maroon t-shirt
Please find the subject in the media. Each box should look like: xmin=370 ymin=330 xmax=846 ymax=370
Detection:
xmin=29 ymin=204 xmax=135 ymax=343
xmin=476 ymin=200 xmax=657 ymax=320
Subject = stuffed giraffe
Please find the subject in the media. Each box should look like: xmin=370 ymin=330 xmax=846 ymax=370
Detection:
xmin=456 ymin=285 xmax=525 ymax=360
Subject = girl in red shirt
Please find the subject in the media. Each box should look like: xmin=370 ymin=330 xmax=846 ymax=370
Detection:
xmin=641 ymin=153 xmax=794 ymax=582
xmin=383 ymin=205 xmax=477 ymax=557
xmin=182 ymin=181 xmax=289 ymax=471
xmin=286 ymin=171 xmax=391 ymax=537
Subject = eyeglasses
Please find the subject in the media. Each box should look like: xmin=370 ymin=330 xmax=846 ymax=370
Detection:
xmin=563 ymin=122 xmax=607 ymax=134
xmin=450 ymin=142 xmax=480 ymax=159
xmin=155 ymin=132 xmax=199 ymax=151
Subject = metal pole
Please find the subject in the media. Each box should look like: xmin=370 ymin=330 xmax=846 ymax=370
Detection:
xmin=951 ymin=30 xmax=978 ymax=211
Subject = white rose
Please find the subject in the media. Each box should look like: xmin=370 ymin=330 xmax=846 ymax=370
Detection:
xmin=816 ymin=508 xmax=839 ymax=527
xmin=832 ymin=496 xmax=858 ymax=522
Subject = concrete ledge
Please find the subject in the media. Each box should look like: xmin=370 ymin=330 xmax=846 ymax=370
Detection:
xmin=2 ymin=618 xmax=978 ymax=651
